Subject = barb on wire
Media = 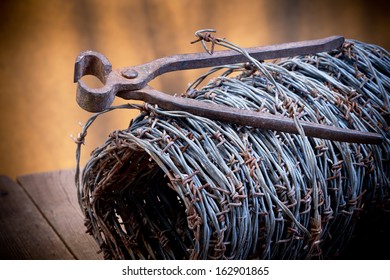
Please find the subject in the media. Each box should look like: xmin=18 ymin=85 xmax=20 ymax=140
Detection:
xmin=191 ymin=29 xmax=222 ymax=55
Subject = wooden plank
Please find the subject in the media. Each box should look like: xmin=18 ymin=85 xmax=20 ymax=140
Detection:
xmin=17 ymin=169 xmax=103 ymax=260
xmin=0 ymin=175 xmax=74 ymax=259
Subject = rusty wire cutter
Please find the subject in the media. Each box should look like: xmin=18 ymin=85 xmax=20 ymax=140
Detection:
xmin=74 ymin=35 xmax=383 ymax=144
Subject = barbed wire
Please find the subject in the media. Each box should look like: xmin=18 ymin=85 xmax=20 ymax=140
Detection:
xmin=75 ymin=33 xmax=389 ymax=259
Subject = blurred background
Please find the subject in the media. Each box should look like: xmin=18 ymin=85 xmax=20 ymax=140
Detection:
xmin=0 ymin=0 xmax=389 ymax=178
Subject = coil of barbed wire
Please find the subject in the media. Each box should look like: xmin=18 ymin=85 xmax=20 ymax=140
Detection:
xmin=75 ymin=33 xmax=389 ymax=260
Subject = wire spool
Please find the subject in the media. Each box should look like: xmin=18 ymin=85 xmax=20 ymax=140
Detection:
xmin=75 ymin=39 xmax=389 ymax=260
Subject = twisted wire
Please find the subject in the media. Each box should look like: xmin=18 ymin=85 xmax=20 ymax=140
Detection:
xmin=75 ymin=37 xmax=389 ymax=260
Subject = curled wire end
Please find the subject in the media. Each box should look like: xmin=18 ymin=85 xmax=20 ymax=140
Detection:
xmin=191 ymin=29 xmax=219 ymax=55
xmin=193 ymin=29 xmax=217 ymax=40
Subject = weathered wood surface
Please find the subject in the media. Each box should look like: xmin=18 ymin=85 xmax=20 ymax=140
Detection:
xmin=0 ymin=170 xmax=102 ymax=260
xmin=17 ymin=169 xmax=103 ymax=260
xmin=0 ymin=175 xmax=74 ymax=260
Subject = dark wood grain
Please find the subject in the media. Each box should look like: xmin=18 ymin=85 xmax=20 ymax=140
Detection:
xmin=0 ymin=175 xmax=74 ymax=260
xmin=17 ymin=169 xmax=103 ymax=260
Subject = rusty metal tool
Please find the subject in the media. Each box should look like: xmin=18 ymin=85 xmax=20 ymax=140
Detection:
xmin=74 ymin=36 xmax=383 ymax=144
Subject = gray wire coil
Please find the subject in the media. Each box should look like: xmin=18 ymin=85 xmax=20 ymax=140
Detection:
xmin=75 ymin=39 xmax=389 ymax=259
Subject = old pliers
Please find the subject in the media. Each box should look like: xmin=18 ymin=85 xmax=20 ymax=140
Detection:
xmin=73 ymin=34 xmax=383 ymax=144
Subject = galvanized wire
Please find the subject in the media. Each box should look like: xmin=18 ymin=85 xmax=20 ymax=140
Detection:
xmin=75 ymin=38 xmax=389 ymax=260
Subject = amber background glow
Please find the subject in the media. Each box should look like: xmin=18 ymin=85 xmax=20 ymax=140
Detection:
xmin=0 ymin=0 xmax=389 ymax=178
